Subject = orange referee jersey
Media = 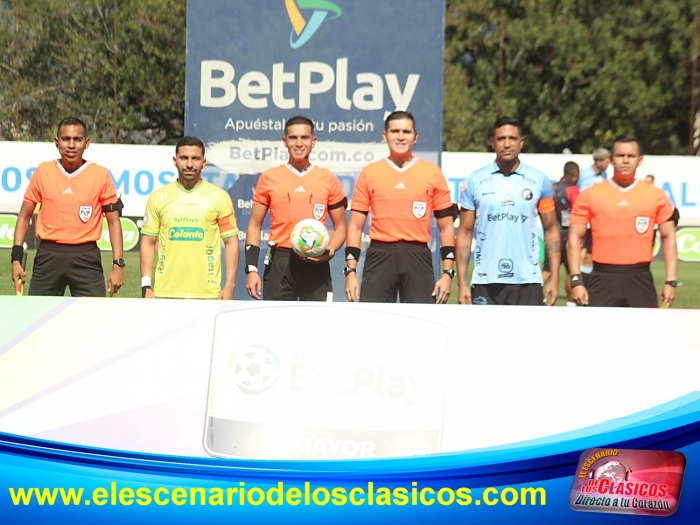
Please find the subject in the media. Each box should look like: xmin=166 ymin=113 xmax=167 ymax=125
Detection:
xmin=570 ymin=179 xmax=674 ymax=264
xmin=23 ymin=160 xmax=118 ymax=244
xmin=351 ymin=157 xmax=453 ymax=243
xmin=253 ymin=164 xmax=346 ymax=248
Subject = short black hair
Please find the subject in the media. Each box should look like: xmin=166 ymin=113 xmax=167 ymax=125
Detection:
xmin=385 ymin=110 xmax=416 ymax=132
xmin=57 ymin=117 xmax=87 ymax=137
xmin=493 ymin=116 xmax=523 ymax=136
xmin=285 ymin=115 xmax=315 ymax=134
xmin=563 ymin=161 xmax=580 ymax=179
xmin=612 ymin=133 xmax=643 ymax=156
xmin=175 ymin=136 xmax=205 ymax=155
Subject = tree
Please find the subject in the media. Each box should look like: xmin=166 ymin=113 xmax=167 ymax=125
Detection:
xmin=444 ymin=0 xmax=697 ymax=155
xmin=0 ymin=0 xmax=185 ymax=144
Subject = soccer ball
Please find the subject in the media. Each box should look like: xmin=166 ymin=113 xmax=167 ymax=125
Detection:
xmin=290 ymin=218 xmax=329 ymax=258
xmin=229 ymin=346 xmax=279 ymax=395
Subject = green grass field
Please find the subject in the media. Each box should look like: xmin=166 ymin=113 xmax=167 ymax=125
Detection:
xmin=1 ymin=250 xmax=699 ymax=307
xmin=0 ymin=250 xmax=143 ymax=298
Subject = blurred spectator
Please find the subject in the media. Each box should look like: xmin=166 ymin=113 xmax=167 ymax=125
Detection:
xmin=578 ymin=148 xmax=611 ymax=191
xmin=542 ymin=161 xmax=581 ymax=301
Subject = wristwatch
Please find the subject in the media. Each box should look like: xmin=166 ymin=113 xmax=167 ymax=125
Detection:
xmin=244 ymin=265 xmax=258 ymax=274
xmin=343 ymin=267 xmax=357 ymax=276
xmin=665 ymin=280 xmax=678 ymax=288
xmin=113 ymin=258 xmax=126 ymax=268
xmin=443 ymin=268 xmax=456 ymax=278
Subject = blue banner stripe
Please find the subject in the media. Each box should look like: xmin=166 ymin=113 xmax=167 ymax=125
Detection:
xmin=2 ymin=394 xmax=700 ymax=487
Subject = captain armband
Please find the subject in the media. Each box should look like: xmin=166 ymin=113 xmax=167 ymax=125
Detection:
xmin=345 ymin=247 xmax=361 ymax=262
xmin=434 ymin=204 xmax=458 ymax=220
xmin=440 ymin=246 xmax=456 ymax=261
xmin=102 ymin=197 xmax=124 ymax=216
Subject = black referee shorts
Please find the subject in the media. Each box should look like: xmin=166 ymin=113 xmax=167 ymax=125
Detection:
xmin=262 ymin=247 xmax=331 ymax=301
xmin=29 ymin=241 xmax=106 ymax=297
xmin=586 ymin=262 xmax=657 ymax=308
xmin=360 ymin=241 xmax=435 ymax=303
xmin=471 ymin=283 xmax=544 ymax=306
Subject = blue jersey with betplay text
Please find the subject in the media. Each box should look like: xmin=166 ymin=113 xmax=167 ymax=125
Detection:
xmin=459 ymin=161 xmax=553 ymax=285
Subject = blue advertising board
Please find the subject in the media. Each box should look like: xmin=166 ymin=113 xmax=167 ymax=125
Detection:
xmin=185 ymin=0 xmax=446 ymax=299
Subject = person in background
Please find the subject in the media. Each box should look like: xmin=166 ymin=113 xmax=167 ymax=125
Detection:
xmin=578 ymin=148 xmax=611 ymax=191
xmin=542 ymin=161 xmax=581 ymax=302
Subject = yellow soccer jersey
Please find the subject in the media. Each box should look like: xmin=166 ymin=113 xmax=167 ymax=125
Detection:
xmin=141 ymin=180 xmax=239 ymax=298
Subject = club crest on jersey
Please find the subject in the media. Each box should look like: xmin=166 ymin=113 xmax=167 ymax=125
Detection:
xmin=522 ymin=189 xmax=533 ymax=200
xmin=635 ymin=216 xmax=650 ymax=234
xmin=78 ymin=205 xmax=93 ymax=223
xmin=412 ymin=201 xmax=427 ymax=219
xmin=313 ymin=203 xmax=326 ymax=220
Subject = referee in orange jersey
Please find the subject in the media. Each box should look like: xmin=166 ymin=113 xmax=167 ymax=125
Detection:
xmin=245 ymin=116 xmax=347 ymax=301
xmin=568 ymin=134 xmax=677 ymax=307
xmin=344 ymin=111 xmax=456 ymax=304
xmin=11 ymin=117 xmax=125 ymax=297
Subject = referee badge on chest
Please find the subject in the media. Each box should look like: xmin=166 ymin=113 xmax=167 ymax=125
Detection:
xmin=412 ymin=201 xmax=427 ymax=219
xmin=635 ymin=216 xmax=650 ymax=234
xmin=313 ymin=203 xmax=325 ymax=220
xmin=78 ymin=205 xmax=93 ymax=223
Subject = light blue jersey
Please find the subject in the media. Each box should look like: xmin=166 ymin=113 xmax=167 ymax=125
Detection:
xmin=577 ymin=165 xmax=607 ymax=191
xmin=459 ymin=161 xmax=553 ymax=285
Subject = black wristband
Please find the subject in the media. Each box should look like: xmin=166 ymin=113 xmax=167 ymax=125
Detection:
xmin=11 ymin=245 xmax=24 ymax=263
xmin=440 ymin=246 xmax=455 ymax=261
xmin=570 ymin=274 xmax=584 ymax=288
xmin=245 ymin=244 xmax=260 ymax=267
xmin=345 ymin=246 xmax=361 ymax=262
xmin=141 ymin=286 xmax=152 ymax=298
